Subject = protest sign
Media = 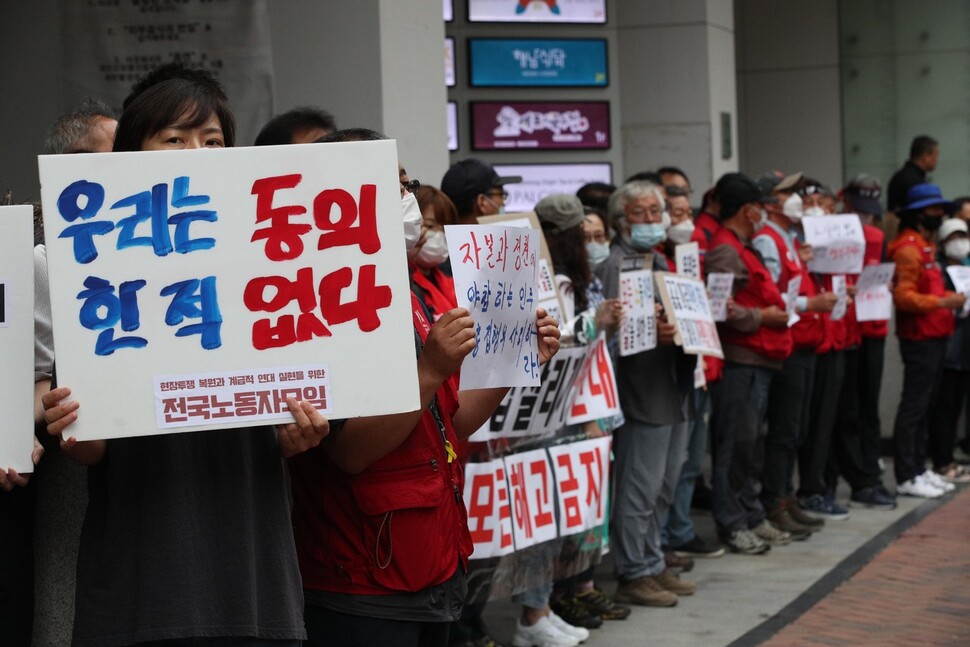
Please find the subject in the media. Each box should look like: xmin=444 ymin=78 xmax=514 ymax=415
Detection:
xmin=566 ymin=335 xmax=620 ymax=425
xmin=464 ymin=459 xmax=516 ymax=559
xmin=445 ymin=224 xmax=541 ymax=389
xmin=0 ymin=206 xmax=35 ymax=473
xmin=468 ymin=344 xmax=587 ymax=441
xmin=830 ymin=275 xmax=848 ymax=321
xmin=618 ymin=269 xmax=656 ymax=356
xmin=655 ymin=272 xmax=723 ymax=358
xmin=547 ymin=436 xmax=611 ymax=536
xmin=505 ymin=449 xmax=559 ymax=550
xmin=785 ymin=276 xmax=802 ymax=327
xmin=803 ymin=214 xmax=865 ymax=274
xmin=855 ymin=263 xmax=895 ymax=322
xmin=946 ymin=265 xmax=970 ymax=318
xmin=707 ymin=272 xmax=734 ymax=322
xmin=675 ymin=242 xmax=701 ymax=280
xmin=39 ymin=141 xmax=419 ymax=441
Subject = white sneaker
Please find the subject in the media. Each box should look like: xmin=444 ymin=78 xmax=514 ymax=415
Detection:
xmin=511 ymin=615 xmax=579 ymax=647
xmin=547 ymin=610 xmax=590 ymax=643
xmin=896 ymin=475 xmax=943 ymax=499
xmin=922 ymin=469 xmax=956 ymax=493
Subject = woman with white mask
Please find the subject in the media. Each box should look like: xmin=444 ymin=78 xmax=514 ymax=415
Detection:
xmin=411 ymin=185 xmax=459 ymax=319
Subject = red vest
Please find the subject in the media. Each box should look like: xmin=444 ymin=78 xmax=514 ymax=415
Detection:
xmin=814 ymin=274 xmax=849 ymax=354
xmin=890 ymin=236 xmax=955 ymax=341
xmin=411 ymin=265 xmax=457 ymax=321
xmin=756 ymin=225 xmax=825 ymax=350
xmin=692 ymin=212 xmax=721 ymax=277
xmin=711 ymin=227 xmax=793 ymax=361
xmin=859 ymin=224 xmax=889 ymax=339
xmin=289 ymin=293 xmax=471 ymax=595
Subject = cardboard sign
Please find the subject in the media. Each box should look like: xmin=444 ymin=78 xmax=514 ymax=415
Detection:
xmin=445 ymin=224 xmax=541 ymax=389
xmin=855 ymin=263 xmax=895 ymax=322
xmin=830 ymin=274 xmax=848 ymax=321
xmin=0 ymin=206 xmax=35 ymax=473
xmin=786 ymin=275 xmax=802 ymax=327
xmin=655 ymin=272 xmax=723 ymax=359
xmin=39 ymin=141 xmax=419 ymax=441
xmin=803 ymin=214 xmax=865 ymax=274
xmin=618 ymin=269 xmax=656 ymax=356
xmin=707 ymin=272 xmax=734 ymax=322
xmin=567 ymin=334 xmax=620 ymax=424
xmin=675 ymin=242 xmax=701 ymax=280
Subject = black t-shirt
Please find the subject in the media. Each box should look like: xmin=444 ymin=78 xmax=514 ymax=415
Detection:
xmin=72 ymin=427 xmax=305 ymax=646
xmin=887 ymin=160 xmax=927 ymax=213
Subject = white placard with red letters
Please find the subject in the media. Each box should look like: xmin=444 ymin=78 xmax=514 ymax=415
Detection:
xmin=463 ymin=458 xmax=516 ymax=559
xmin=856 ymin=263 xmax=895 ymax=322
xmin=803 ymin=214 xmax=865 ymax=274
xmin=0 ymin=206 xmax=36 ymax=473
xmin=547 ymin=436 xmax=611 ymax=536
xmin=39 ymin=141 xmax=419 ymax=440
xmin=504 ymin=449 xmax=559 ymax=550
xmin=566 ymin=334 xmax=620 ymax=424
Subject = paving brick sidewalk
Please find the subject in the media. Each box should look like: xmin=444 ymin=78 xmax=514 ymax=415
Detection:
xmin=764 ymin=488 xmax=970 ymax=646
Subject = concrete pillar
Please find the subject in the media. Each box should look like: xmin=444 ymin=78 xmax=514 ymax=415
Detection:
xmin=267 ymin=0 xmax=449 ymax=183
xmin=615 ymin=0 xmax=739 ymax=194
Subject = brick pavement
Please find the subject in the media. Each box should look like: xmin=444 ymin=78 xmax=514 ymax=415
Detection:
xmin=763 ymin=488 xmax=970 ymax=646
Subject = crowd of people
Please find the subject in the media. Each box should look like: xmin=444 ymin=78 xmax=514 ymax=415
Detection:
xmin=2 ymin=63 xmax=970 ymax=647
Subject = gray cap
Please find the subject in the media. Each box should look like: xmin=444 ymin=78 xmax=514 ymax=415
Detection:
xmin=535 ymin=193 xmax=585 ymax=234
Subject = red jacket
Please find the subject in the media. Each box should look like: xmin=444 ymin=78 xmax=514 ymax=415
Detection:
xmin=289 ymin=293 xmax=472 ymax=595
xmin=411 ymin=265 xmax=457 ymax=321
xmin=755 ymin=225 xmax=825 ymax=351
xmin=888 ymin=231 xmax=955 ymax=341
xmin=692 ymin=212 xmax=721 ymax=277
xmin=859 ymin=224 xmax=889 ymax=339
xmin=813 ymin=274 xmax=849 ymax=354
xmin=711 ymin=227 xmax=793 ymax=361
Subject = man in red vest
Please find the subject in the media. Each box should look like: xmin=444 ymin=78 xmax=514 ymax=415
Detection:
xmin=888 ymin=183 xmax=965 ymax=498
xmin=706 ymin=174 xmax=793 ymax=555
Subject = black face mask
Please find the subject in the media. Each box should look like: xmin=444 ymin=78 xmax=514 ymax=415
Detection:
xmin=921 ymin=215 xmax=943 ymax=231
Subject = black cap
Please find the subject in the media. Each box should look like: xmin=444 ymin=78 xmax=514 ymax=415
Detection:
xmin=842 ymin=174 xmax=884 ymax=217
xmin=717 ymin=173 xmax=776 ymax=218
xmin=440 ymin=159 xmax=522 ymax=215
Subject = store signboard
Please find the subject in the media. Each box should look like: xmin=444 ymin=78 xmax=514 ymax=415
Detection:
xmin=494 ymin=163 xmax=612 ymax=213
xmin=468 ymin=0 xmax=606 ymax=24
xmin=469 ymin=38 xmax=607 ymax=87
xmin=471 ymin=101 xmax=610 ymax=151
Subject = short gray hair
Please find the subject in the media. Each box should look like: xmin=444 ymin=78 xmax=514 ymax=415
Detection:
xmin=608 ymin=180 xmax=665 ymax=228
xmin=44 ymin=98 xmax=115 ymax=154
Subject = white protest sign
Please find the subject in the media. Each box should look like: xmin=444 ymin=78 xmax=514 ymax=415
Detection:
xmin=946 ymin=265 xmax=970 ymax=318
xmin=548 ymin=436 xmax=612 ymax=536
xmin=567 ymin=335 xmax=620 ymax=425
xmin=786 ymin=275 xmax=802 ymax=327
xmin=445 ymin=224 xmax=541 ymax=389
xmin=40 ymin=141 xmax=419 ymax=441
xmin=855 ymin=263 xmax=895 ymax=322
xmin=675 ymin=242 xmax=701 ymax=280
xmin=618 ymin=269 xmax=656 ymax=356
xmin=0 ymin=206 xmax=36 ymax=473
xmin=707 ymin=272 xmax=734 ymax=322
xmin=830 ymin=275 xmax=848 ymax=321
xmin=656 ymin=273 xmax=724 ymax=359
xmin=468 ymin=344 xmax=587 ymax=441
xmin=803 ymin=214 xmax=865 ymax=274
xmin=504 ymin=449 xmax=559 ymax=550
xmin=463 ymin=459 xmax=515 ymax=559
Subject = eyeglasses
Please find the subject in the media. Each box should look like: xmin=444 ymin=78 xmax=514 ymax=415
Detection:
xmin=626 ymin=206 xmax=663 ymax=219
xmin=485 ymin=189 xmax=508 ymax=201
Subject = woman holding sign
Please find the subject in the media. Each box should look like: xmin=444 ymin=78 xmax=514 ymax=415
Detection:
xmin=42 ymin=75 xmax=329 ymax=646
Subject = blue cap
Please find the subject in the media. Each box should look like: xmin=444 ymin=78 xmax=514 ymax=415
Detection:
xmin=903 ymin=183 xmax=955 ymax=214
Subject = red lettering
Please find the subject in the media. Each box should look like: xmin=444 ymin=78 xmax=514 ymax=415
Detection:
xmin=250 ymin=174 xmax=310 ymax=261
xmin=313 ymin=184 xmax=380 ymax=254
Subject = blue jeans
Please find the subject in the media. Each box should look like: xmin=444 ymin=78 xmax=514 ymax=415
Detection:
xmin=663 ymin=389 xmax=709 ymax=548
xmin=712 ymin=363 xmax=773 ymax=535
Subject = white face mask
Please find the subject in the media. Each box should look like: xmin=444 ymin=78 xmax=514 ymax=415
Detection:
xmin=661 ymin=210 xmax=671 ymax=229
xmin=401 ymin=192 xmax=422 ymax=251
xmin=803 ymin=206 xmax=826 ymax=217
xmin=945 ymin=238 xmax=970 ymax=261
xmin=755 ymin=207 xmax=768 ymax=231
xmin=667 ymin=219 xmax=695 ymax=244
xmin=415 ymin=229 xmax=449 ymax=269
xmin=783 ymin=193 xmax=804 ymax=221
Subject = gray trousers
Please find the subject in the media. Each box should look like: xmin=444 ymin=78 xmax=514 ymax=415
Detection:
xmin=613 ymin=419 xmax=690 ymax=580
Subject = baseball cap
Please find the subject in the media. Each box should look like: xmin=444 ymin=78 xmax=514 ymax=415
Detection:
xmin=717 ymin=173 xmax=776 ymax=218
xmin=757 ymin=171 xmax=803 ymax=194
xmin=535 ymin=194 xmax=585 ymax=234
xmin=938 ymin=217 xmax=968 ymax=242
xmin=440 ymin=159 xmax=522 ymax=213
xmin=842 ymin=174 xmax=884 ymax=217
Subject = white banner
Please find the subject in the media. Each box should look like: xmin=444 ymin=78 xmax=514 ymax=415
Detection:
xmin=803 ymin=214 xmax=865 ymax=274
xmin=40 ymin=141 xmax=419 ymax=440
xmin=0 ymin=206 xmax=36 ymax=473
xmin=547 ymin=436 xmax=611 ymax=536
xmin=505 ymin=449 xmax=559 ymax=550
xmin=618 ymin=269 xmax=656 ymax=356
xmin=464 ymin=459 xmax=516 ymax=559
xmin=445 ymin=224 xmax=541 ymax=389
xmin=566 ymin=335 xmax=620 ymax=424
xmin=856 ymin=263 xmax=895 ymax=322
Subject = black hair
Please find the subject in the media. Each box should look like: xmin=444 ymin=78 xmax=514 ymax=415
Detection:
xmin=626 ymin=171 xmax=662 ymax=185
xmin=254 ymin=107 xmax=336 ymax=146
xmin=952 ymin=196 xmax=970 ymax=212
xmin=665 ymin=185 xmax=690 ymax=199
xmin=123 ymin=63 xmax=221 ymax=110
xmin=576 ymin=182 xmax=616 ymax=214
xmin=113 ymin=77 xmax=235 ymax=152
xmin=542 ymin=222 xmax=590 ymax=313
xmin=317 ymin=127 xmax=387 ymax=143
xmin=657 ymin=165 xmax=690 ymax=185
xmin=909 ymin=135 xmax=938 ymax=160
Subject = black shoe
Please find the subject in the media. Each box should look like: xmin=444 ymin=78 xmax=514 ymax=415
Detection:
xmin=849 ymin=486 xmax=897 ymax=510
xmin=550 ymin=595 xmax=604 ymax=629
xmin=574 ymin=587 xmax=632 ymax=620
xmin=670 ymin=535 xmax=725 ymax=558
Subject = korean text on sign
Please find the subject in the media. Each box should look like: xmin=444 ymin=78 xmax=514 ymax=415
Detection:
xmin=446 ymin=224 xmax=542 ymax=389
xmin=39 ymin=141 xmax=419 ymax=441
xmin=618 ymin=269 xmax=656 ymax=356
xmin=855 ymin=263 xmax=895 ymax=322
xmin=803 ymin=214 xmax=865 ymax=274
xmin=657 ymin=273 xmax=723 ymax=359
